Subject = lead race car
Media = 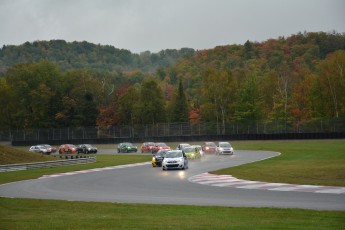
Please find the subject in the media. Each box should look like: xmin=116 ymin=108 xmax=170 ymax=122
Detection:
xmin=162 ymin=150 xmax=188 ymax=170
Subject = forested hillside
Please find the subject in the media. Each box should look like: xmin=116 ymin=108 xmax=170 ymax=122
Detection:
xmin=0 ymin=31 xmax=344 ymax=133
xmin=0 ymin=40 xmax=195 ymax=73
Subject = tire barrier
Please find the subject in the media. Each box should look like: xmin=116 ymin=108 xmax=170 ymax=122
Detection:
xmin=0 ymin=156 xmax=96 ymax=172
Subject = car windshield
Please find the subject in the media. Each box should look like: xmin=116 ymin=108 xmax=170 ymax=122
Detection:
xmin=206 ymin=142 xmax=216 ymax=147
xmin=219 ymin=143 xmax=231 ymax=147
xmin=165 ymin=151 xmax=182 ymax=158
xmin=124 ymin=143 xmax=133 ymax=147
xmin=84 ymin=144 xmax=92 ymax=147
xmin=157 ymin=143 xmax=167 ymax=146
xmin=156 ymin=151 xmax=166 ymax=157
xmin=183 ymin=147 xmax=194 ymax=152
xmin=192 ymin=146 xmax=202 ymax=150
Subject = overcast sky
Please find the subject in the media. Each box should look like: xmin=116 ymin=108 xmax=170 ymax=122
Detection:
xmin=0 ymin=0 xmax=344 ymax=53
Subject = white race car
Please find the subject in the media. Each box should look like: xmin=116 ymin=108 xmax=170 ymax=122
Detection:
xmin=162 ymin=150 xmax=188 ymax=170
xmin=216 ymin=142 xmax=234 ymax=155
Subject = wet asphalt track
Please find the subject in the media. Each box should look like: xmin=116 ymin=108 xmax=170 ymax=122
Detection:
xmin=1 ymin=150 xmax=344 ymax=210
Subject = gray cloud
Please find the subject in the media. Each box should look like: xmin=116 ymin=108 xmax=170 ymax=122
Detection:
xmin=0 ymin=0 xmax=344 ymax=53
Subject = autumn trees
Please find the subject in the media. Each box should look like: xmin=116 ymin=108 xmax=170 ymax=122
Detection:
xmin=0 ymin=61 xmax=102 ymax=129
xmin=201 ymin=69 xmax=236 ymax=133
xmin=0 ymin=31 xmax=344 ymax=132
xmin=318 ymin=51 xmax=345 ymax=118
xmin=0 ymin=41 xmax=196 ymax=74
xmin=3 ymin=60 xmax=61 ymax=129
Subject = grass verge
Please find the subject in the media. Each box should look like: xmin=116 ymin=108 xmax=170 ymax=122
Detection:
xmin=211 ymin=139 xmax=345 ymax=186
xmin=0 ymin=145 xmax=57 ymax=164
xmin=0 ymin=154 xmax=151 ymax=184
xmin=1 ymin=198 xmax=344 ymax=230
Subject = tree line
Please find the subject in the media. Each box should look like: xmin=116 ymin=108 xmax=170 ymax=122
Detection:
xmin=0 ymin=40 xmax=195 ymax=73
xmin=0 ymin=31 xmax=344 ymax=132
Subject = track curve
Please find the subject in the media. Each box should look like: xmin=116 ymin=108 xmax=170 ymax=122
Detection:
xmin=1 ymin=150 xmax=344 ymax=210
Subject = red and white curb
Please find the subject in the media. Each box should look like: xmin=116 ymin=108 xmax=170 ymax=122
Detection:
xmin=188 ymin=173 xmax=345 ymax=194
xmin=39 ymin=162 xmax=151 ymax=179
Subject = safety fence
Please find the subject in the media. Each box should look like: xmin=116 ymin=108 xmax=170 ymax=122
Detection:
xmin=0 ymin=156 xmax=96 ymax=172
xmin=1 ymin=118 xmax=344 ymax=142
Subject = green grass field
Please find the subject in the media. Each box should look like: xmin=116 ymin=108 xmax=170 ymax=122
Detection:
xmin=1 ymin=140 xmax=344 ymax=229
xmin=1 ymin=198 xmax=344 ymax=230
xmin=212 ymin=139 xmax=345 ymax=186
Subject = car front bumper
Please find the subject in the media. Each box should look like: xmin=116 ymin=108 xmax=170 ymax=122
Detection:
xmin=162 ymin=161 xmax=185 ymax=170
xmin=218 ymin=150 xmax=234 ymax=155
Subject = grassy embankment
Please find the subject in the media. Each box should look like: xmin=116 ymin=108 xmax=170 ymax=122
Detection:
xmin=0 ymin=145 xmax=151 ymax=184
xmin=0 ymin=144 xmax=57 ymax=164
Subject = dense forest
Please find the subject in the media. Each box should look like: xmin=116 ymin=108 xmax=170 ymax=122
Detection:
xmin=0 ymin=31 xmax=344 ymax=133
xmin=0 ymin=40 xmax=195 ymax=73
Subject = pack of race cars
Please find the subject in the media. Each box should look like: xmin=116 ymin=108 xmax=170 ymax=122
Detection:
xmin=149 ymin=141 xmax=234 ymax=170
xmin=29 ymin=144 xmax=98 ymax=154
xmin=29 ymin=141 xmax=234 ymax=171
xmin=74 ymin=141 xmax=233 ymax=171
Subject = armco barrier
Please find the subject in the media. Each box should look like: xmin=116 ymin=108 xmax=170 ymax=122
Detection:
xmin=0 ymin=156 xmax=96 ymax=172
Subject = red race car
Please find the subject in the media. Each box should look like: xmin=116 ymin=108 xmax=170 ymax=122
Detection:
xmin=151 ymin=142 xmax=171 ymax=154
xmin=140 ymin=142 xmax=155 ymax=153
xmin=201 ymin=142 xmax=217 ymax=153
xmin=58 ymin=144 xmax=77 ymax=154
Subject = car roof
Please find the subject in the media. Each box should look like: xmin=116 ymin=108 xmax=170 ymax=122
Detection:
xmin=183 ymin=146 xmax=195 ymax=151
xmin=205 ymin=142 xmax=216 ymax=145
xmin=156 ymin=149 xmax=168 ymax=154
xmin=167 ymin=149 xmax=183 ymax=153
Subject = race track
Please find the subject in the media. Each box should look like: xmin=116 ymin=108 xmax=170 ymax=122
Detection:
xmin=1 ymin=150 xmax=344 ymax=210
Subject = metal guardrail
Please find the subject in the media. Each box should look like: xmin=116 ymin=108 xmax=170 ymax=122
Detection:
xmin=0 ymin=156 xmax=96 ymax=172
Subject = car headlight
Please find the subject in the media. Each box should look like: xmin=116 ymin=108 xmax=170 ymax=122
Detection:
xmin=88 ymin=148 xmax=91 ymax=151
xmin=152 ymin=157 xmax=155 ymax=161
